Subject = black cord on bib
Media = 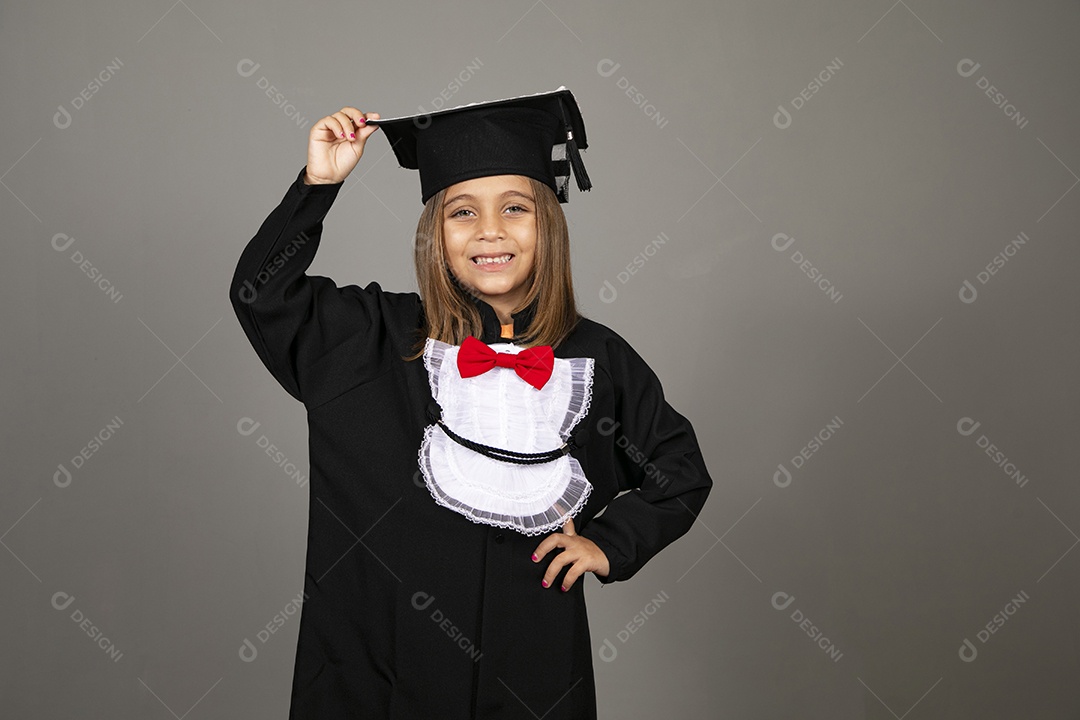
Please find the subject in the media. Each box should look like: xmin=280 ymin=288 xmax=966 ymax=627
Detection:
xmin=427 ymin=401 xmax=577 ymax=466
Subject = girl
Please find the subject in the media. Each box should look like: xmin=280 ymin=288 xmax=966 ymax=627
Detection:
xmin=230 ymin=87 xmax=713 ymax=720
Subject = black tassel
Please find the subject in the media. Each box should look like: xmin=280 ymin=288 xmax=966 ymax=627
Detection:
xmin=565 ymin=128 xmax=592 ymax=193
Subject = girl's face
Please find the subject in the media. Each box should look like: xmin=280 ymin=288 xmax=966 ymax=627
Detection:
xmin=441 ymin=174 xmax=538 ymax=316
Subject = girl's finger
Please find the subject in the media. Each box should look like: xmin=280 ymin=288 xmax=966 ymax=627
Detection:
xmin=541 ymin=551 xmax=570 ymax=589
xmin=312 ymin=114 xmax=342 ymax=142
xmin=560 ymin=566 xmax=582 ymax=591
xmin=340 ymin=106 xmax=370 ymax=135
xmin=322 ymin=115 xmax=344 ymax=140
xmin=532 ymin=529 xmax=566 ymax=562
xmin=331 ymin=111 xmax=354 ymax=139
xmin=360 ymin=111 xmax=381 ymax=137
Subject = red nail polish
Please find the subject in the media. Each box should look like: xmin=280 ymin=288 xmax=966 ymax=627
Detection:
xmin=531 ymin=553 xmax=537 ymax=561
xmin=560 ymin=586 xmax=567 ymax=592
xmin=340 ymin=132 xmax=345 ymax=138
xmin=541 ymin=579 xmax=548 ymax=587
xmin=349 ymin=133 xmax=355 ymax=139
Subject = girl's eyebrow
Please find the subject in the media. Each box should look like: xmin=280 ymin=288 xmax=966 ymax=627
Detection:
xmin=444 ymin=190 xmax=535 ymax=207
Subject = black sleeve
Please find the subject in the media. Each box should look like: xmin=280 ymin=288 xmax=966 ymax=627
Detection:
xmin=228 ymin=165 xmax=389 ymax=406
xmin=580 ymin=335 xmax=714 ymax=585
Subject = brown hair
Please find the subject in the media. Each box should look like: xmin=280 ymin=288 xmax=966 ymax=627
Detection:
xmin=403 ymin=176 xmax=582 ymax=361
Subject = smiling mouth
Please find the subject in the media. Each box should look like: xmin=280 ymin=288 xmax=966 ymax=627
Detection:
xmin=471 ymin=253 xmax=514 ymax=266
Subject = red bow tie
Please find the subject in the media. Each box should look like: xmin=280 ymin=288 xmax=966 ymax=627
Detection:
xmin=456 ymin=335 xmax=555 ymax=390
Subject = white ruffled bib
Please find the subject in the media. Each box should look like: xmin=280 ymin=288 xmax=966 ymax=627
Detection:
xmin=418 ymin=337 xmax=595 ymax=536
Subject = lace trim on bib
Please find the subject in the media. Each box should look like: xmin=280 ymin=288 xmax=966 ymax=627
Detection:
xmin=419 ymin=337 xmax=595 ymax=536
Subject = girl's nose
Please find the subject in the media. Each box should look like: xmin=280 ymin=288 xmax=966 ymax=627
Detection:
xmin=477 ymin=211 xmax=507 ymax=240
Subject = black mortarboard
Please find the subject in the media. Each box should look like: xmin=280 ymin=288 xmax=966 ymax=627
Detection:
xmin=366 ymin=86 xmax=591 ymax=204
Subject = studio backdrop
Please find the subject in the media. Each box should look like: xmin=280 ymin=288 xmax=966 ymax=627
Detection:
xmin=2 ymin=0 xmax=1078 ymax=717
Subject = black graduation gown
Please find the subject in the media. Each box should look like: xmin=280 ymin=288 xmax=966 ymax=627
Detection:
xmin=228 ymin=166 xmax=714 ymax=720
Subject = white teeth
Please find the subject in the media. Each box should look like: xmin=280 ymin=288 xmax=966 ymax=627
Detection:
xmin=473 ymin=254 xmax=512 ymax=265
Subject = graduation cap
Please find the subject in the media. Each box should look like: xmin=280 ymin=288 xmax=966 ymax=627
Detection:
xmin=365 ymin=86 xmax=591 ymax=204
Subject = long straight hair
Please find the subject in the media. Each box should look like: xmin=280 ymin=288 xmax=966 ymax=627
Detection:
xmin=404 ymin=176 xmax=581 ymax=361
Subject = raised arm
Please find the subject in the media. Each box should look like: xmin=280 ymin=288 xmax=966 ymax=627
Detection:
xmin=228 ymin=108 xmax=386 ymax=405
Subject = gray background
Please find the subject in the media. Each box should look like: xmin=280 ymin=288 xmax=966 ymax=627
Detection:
xmin=3 ymin=0 xmax=1078 ymax=717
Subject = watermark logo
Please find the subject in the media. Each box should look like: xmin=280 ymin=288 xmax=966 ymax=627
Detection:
xmin=412 ymin=591 xmax=482 ymax=661
xmin=597 ymin=60 xmax=669 ymax=129
xmin=237 ymin=59 xmax=311 ymax=130
xmin=956 ymin=417 xmax=1029 ymax=488
xmin=958 ymin=231 xmax=1030 ymax=304
xmin=772 ymin=591 xmax=843 ymax=663
xmin=771 ymin=233 xmax=843 ymax=304
xmin=239 ymin=591 xmax=308 ymax=662
xmin=417 ymin=58 xmax=484 ymax=116
xmin=774 ymin=58 xmax=843 ymax=129
xmin=54 ymin=415 xmax=124 ymax=488
xmin=237 ymin=417 xmax=308 ymax=488
xmin=51 ymin=233 xmax=123 ymax=304
xmin=52 ymin=591 xmax=123 ymax=663
xmin=957 ymin=59 xmax=1029 ymax=130
xmin=54 ymin=58 xmax=124 ymax=129
xmin=958 ymin=589 xmax=1030 ymax=662
xmin=236 ymin=230 xmax=310 ymax=305
xmin=411 ymin=229 xmax=490 ymax=305
xmin=774 ymin=416 xmax=843 ymax=488
xmin=596 ymin=417 xmax=672 ymax=492
xmin=598 ymin=232 xmax=670 ymax=304
xmin=598 ymin=590 xmax=670 ymax=662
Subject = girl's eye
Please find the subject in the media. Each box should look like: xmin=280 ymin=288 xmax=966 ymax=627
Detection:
xmin=449 ymin=205 xmax=529 ymax=218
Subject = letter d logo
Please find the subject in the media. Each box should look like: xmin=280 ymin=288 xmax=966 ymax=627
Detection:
xmin=599 ymin=280 xmax=618 ymax=304
xmin=52 ymin=591 xmax=76 ymax=611
xmin=771 ymin=591 xmax=795 ymax=611
xmin=773 ymin=463 xmax=792 ymax=488
xmin=959 ymin=279 xmax=977 ymax=304
xmin=54 ymin=105 xmax=72 ymax=130
xmin=956 ymin=59 xmax=981 ymax=78
xmin=239 ymin=638 xmax=258 ymax=662
xmin=956 ymin=417 xmax=980 ymax=437
xmin=773 ymin=105 xmax=792 ymax=130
